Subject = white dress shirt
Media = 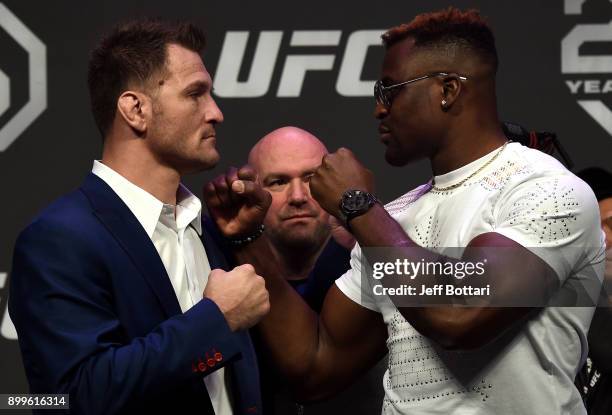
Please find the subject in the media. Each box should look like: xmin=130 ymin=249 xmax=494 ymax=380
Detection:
xmin=92 ymin=160 xmax=233 ymax=415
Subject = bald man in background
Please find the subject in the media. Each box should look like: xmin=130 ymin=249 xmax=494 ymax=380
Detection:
xmin=248 ymin=126 xmax=386 ymax=414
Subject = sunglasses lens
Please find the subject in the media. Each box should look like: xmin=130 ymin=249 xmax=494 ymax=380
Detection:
xmin=374 ymin=81 xmax=387 ymax=106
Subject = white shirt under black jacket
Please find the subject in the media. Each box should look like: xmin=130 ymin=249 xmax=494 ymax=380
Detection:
xmin=336 ymin=143 xmax=606 ymax=414
xmin=92 ymin=160 xmax=233 ymax=415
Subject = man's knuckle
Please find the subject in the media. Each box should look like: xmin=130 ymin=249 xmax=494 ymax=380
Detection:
xmin=262 ymin=300 xmax=271 ymax=314
xmin=214 ymin=176 xmax=227 ymax=188
xmin=241 ymin=263 xmax=255 ymax=273
xmin=239 ymin=165 xmax=255 ymax=176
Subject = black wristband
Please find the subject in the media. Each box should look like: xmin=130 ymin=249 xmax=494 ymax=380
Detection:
xmin=227 ymin=224 xmax=265 ymax=247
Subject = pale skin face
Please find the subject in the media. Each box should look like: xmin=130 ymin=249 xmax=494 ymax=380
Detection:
xmin=599 ymin=198 xmax=612 ymax=249
xmin=249 ymin=127 xmax=330 ymax=254
xmin=104 ymin=43 xmax=224 ymax=204
xmin=146 ymin=43 xmax=224 ymax=175
xmin=598 ymin=198 xmax=612 ymax=303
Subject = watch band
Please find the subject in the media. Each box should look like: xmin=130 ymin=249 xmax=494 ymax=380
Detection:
xmin=340 ymin=189 xmax=380 ymax=229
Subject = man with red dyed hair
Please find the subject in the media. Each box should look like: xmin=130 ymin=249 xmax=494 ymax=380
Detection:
xmin=205 ymin=8 xmax=605 ymax=414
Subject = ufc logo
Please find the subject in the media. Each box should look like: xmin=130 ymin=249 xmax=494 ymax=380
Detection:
xmin=213 ymin=30 xmax=384 ymax=98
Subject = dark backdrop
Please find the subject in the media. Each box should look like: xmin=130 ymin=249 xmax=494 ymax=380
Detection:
xmin=1 ymin=0 xmax=611 ymax=407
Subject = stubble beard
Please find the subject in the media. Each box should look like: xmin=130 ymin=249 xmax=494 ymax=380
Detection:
xmin=268 ymin=220 xmax=331 ymax=257
xmin=148 ymin=120 xmax=219 ymax=174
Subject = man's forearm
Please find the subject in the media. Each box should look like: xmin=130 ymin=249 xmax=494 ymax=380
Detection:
xmin=234 ymin=236 xmax=321 ymax=380
xmin=349 ymin=204 xmax=483 ymax=303
xmin=233 ymin=235 xmax=388 ymax=401
xmin=348 ymin=204 xmax=467 ymax=345
xmin=347 ymin=204 xmax=548 ymax=349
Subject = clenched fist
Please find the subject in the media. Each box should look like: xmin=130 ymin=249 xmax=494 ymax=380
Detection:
xmin=203 ymin=166 xmax=272 ymax=238
xmin=310 ymin=147 xmax=374 ymax=218
xmin=203 ymin=264 xmax=270 ymax=331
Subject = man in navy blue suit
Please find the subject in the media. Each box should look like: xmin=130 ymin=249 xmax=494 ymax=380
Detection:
xmin=9 ymin=19 xmax=269 ymax=414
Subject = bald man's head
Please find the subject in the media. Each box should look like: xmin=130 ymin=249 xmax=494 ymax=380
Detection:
xmin=249 ymin=126 xmax=330 ymax=256
xmin=249 ymin=126 xmax=328 ymax=174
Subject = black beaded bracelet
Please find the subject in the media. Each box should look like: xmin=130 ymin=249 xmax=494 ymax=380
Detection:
xmin=227 ymin=224 xmax=265 ymax=247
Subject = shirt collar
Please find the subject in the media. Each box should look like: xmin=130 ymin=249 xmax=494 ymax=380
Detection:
xmin=92 ymin=160 xmax=202 ymax=237
xmin=432 ymin=143 xmax=512 ymax=188
xmin=176 ymin=183 xmax=203 ymax=235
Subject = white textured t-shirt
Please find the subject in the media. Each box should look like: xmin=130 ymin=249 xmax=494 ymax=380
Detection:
xmin=336 ymin=143 xmax=605 ymax=414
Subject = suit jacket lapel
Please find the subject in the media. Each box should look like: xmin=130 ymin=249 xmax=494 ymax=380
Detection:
xmin=80 ymin=173 xmax=182 ymax=318
xmin=201 ymin=218 xmax=232 ymax=271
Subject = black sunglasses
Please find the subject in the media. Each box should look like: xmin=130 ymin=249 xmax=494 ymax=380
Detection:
xmin=374 ymin=72 xmax=468 ymax=108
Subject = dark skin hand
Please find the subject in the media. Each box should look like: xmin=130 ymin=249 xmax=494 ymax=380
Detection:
xmin=309 ymin=147 xmax=376 ymax=217
xmin=203 ymin=166 xmax=388 ymax=402
xmin=203 ymin=166 xmax=271 ymax=238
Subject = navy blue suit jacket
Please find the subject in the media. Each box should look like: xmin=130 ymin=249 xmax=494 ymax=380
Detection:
xmin=9 ymin=173 xmax=262 ymax=414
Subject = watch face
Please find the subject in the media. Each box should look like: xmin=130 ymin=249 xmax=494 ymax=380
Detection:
xmin=343 ymin=190 xmax=369 ymax=212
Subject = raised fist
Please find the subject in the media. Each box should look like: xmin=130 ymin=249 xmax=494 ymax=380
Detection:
xmin=310 ymin=147 xmax=374 ymax=218
xmin=203 ymin=166 xmax=272 ymax=238
xmin=203 ymin=264 xmax=270 ymax=331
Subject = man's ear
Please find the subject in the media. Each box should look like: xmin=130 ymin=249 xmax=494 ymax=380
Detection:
xmin=116 ymin=90 xmax=151 ymax=134
xmin=439 ymin=74 xmax=463 ymax=111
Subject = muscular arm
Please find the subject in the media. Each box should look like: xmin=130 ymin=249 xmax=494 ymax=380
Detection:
xmin=303 ymin=148 xmax=597 ymax=351
xmin=347 ymin=203 xmax=557 ymax=349
xmin=235 ymin=237 xmax=388 ymax=401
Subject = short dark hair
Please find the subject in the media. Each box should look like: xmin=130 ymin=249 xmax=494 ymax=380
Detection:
xmin=382 ymin=7 xmax=498 ymax=71
xmin=87 ymin=19 xmax=206 ymax=137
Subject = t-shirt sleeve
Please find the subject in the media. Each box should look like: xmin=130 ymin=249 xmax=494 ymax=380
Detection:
xmin=493 ymin=172 xmax=605 ymax=283
xmin=335 ymin=243 xmax=380 ymax=312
